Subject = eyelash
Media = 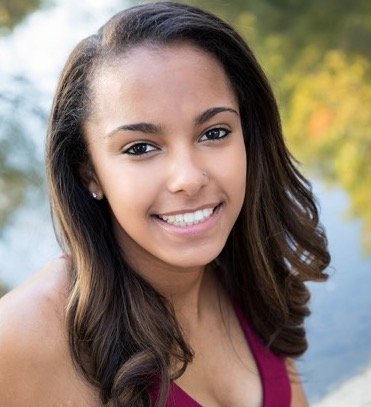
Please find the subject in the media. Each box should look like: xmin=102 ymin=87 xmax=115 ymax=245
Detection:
xmin=199 ymin=127 xmax=231 ymax=142
xmin=123 ymin=143 xmax=157 ymax=156
xmin=123 ymin=127 xmax=231 ymax=156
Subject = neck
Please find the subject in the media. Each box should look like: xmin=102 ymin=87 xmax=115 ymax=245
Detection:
xmin=145 ymin=262 xmax=218 ymax=324
xmin=115 ymin=224 xmax=221 ymax=330
xmin=168 ymin=265 xmax=217 ymax=325
xmin=124 ymin=252 xmax=219 ymax=331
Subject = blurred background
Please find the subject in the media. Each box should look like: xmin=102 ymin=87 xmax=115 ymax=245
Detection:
xmin=0 ymin=0 xmax=370 ymax=404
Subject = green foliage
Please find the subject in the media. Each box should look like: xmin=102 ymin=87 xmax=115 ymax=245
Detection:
xmin=283 ymin=51 xmax=371 ymax=252
xmin=0 ymin=0 xmax=45 ymax=34
xmin=0 ymin=76 xmax=45 ymax=229
xmin=0 ymin=0 xmax=48 ymax=229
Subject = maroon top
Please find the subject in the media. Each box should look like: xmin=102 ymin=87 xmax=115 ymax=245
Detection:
xmin=151 ymin=301 xmax=291 ymax=406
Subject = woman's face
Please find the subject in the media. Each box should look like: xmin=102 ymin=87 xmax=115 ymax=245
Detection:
xmin=84 ymin=43 xmax=246 ymax=274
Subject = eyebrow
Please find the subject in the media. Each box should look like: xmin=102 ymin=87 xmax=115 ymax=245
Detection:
xmin=105 ymin=106 xmax=239 ymax=138
xmin=195 ymin=106 xmax=239 ymax=125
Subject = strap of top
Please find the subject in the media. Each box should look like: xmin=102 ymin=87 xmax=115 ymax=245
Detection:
xmin=151 ymin=301 xmax=291 ymax=407
xmin=233 ymin=301 xmax=291 ymax=407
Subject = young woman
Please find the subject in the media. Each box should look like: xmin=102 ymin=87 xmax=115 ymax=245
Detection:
xmin=0 ymin=2 xmax=330 ymax=406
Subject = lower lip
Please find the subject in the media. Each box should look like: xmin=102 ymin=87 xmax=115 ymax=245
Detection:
xmin=152 ymin=204 xmax=223 ymax=238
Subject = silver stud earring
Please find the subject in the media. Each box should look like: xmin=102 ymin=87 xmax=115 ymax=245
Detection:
xmin=91 ymin=191 xmax=102 ymax=200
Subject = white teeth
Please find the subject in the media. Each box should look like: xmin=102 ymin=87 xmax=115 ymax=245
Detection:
xmin=158 ymin=207 xmax=215 ymax=226
xmin=195 ymin=210 xmax=204 ymax=221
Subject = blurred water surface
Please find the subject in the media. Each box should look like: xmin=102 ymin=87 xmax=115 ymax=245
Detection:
xmin=0 ymin=0 xmax=370 ymax=403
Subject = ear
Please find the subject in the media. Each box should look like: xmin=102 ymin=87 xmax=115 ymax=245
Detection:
xmin=79 ymin=163 xmax=104 ymax=200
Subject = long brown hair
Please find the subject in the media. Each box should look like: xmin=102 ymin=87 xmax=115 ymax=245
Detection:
xmin=46 ymin=2 xmax=330 ymax=406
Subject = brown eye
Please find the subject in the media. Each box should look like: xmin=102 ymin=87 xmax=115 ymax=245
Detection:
xmin=124 ymin=143 xmax=157 ymax=156
xmin=199 ymin=128 xmax=231 ymax=142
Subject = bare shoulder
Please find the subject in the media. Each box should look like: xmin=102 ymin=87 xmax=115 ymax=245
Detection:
xmin=0 ymin=256 xmax=81 ymax=405
xmin=0 ymin=256 xmax=70 ymax=344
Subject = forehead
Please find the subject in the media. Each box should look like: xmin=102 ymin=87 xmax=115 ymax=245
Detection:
xmin=94 ymin=42 xmax=229 ymax=82
xmin=89 ymin=43 xmax=237 ymax=114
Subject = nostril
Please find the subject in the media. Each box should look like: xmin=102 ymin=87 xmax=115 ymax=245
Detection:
xmin=167 ymin=166 xmax=209 ymax=195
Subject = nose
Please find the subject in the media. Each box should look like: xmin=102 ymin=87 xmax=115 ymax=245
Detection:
xmin=166 ymin=149 xmax=209 ymax=196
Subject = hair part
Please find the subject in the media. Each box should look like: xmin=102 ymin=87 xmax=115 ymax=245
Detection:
xmin=46 ymin=2 xmax=330 ymax=406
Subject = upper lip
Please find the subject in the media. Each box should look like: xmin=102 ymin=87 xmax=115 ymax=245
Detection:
xmin=155 ymin=202 xmax=221 ymax=217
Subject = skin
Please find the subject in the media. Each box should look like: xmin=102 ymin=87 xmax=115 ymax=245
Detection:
xmin=83 ymin=44 xmax=246 ymax=309
xmin=0 ymin=43 xmax=309 ymax=406
xmin=0 ymin=259 xmax=101 ymax=406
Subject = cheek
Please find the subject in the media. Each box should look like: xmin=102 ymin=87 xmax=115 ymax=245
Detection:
xmin=231 ymin=152 xmax=247 ymax=205
xmin=211 ymin=139 xmax=247 ymax=200
xmin=226 ymin=144 xmax=246 ymax=212
xmin=233 ymin=135 xmax=247 ymax=181
xmin=99 ymin=162 xmax=162 ymax=217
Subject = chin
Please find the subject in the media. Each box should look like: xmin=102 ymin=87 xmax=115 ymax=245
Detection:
xmin=162 ymin=249 xmax=222 ymax=271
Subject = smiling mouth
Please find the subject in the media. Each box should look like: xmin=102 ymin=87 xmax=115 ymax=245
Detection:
xmin=155 ymin=204 xmax=221 ymax=227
